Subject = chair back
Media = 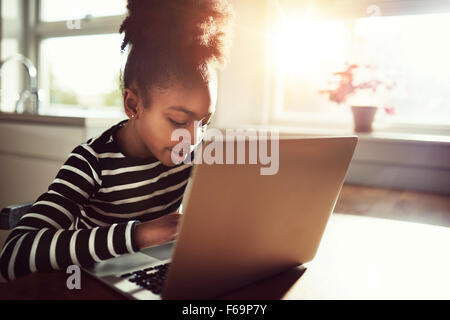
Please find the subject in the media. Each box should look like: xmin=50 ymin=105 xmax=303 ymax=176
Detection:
xmin=0 ymin=202 xmax=34 ymax=230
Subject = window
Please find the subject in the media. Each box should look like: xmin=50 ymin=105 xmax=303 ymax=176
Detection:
xmin=40 ymin=0 xmax=126 ymax=22
xmin=39 ymin=34 xmax=126 ymax=114
xmin=266 ymin=1 xmax=450 ymax=133
xmin=37 ymin=0 xmax=128 ymax=115
xmin=0 ymin=0 xmax=21 ymax=112
xmin=0 ymin=0 xmax=129 ymax=115
xmin=0 ymin=0 xmax=128 ymax=115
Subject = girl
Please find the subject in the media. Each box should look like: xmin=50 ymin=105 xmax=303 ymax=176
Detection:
xmin=0 ymin=0 xmax=234 ymax=281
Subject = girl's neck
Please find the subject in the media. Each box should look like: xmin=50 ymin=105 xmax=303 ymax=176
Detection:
xmin=116 ymin=120 xmax=154 ymax=160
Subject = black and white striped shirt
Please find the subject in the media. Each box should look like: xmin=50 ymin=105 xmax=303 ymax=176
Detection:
xmin=0 ymin=119 xmax=193 ymax=281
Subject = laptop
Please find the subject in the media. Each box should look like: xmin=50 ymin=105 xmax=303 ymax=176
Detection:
xmin=82 ymin=136 xmax=358 ymax=299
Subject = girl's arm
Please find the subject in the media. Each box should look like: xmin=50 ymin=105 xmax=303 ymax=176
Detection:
xmin=133 ymin=211 xmax=181 ymax=249
xmin=0 ymin=144 xmax=140 ymax=282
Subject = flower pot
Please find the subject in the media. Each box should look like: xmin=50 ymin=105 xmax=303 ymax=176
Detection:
xmin=350 ymin=106 xmax=378 ymax=133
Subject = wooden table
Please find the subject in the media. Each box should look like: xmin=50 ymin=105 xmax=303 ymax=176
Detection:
xmin=1 ymin=213 xmax=449 ymax=300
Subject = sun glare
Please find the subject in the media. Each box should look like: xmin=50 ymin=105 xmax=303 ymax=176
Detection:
xmin=270 ymin=12 xmax=350 ymax=74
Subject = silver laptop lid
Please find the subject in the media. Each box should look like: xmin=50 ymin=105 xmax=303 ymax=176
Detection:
xmin=163 ymin=136 xmax=357 ymax=299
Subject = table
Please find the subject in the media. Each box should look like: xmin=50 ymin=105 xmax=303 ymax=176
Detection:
xmin=1 ymin=213 xmax=449 ymax=299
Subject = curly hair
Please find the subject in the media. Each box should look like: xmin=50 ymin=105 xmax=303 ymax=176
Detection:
xmin=119 ymin=0 xmax=235 ymax=106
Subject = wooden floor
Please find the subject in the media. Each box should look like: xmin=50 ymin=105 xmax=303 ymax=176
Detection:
xmin=335 ymin=183 xmax=450 ymax=228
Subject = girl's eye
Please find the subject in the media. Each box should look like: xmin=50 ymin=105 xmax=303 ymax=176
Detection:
xmin=169 ymin=119 xmax=188 ymax=127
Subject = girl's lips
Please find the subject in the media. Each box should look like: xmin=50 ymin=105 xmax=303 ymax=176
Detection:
xmin=168 ymin=146 xmax=189 ymax=162
xmin=167 ymin=141 xmax=199 ymax=154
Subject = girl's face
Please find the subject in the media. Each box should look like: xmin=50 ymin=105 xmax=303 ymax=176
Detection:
xmin=123 ymin=70 xmax=217 ymax=166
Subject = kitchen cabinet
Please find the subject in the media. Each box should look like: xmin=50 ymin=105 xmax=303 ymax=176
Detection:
xmin=0 ymin=112 xmax=123 ymax=209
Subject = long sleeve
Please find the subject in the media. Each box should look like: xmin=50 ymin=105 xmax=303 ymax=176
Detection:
xmin=0 ymin=144 xmax=140 ymax=282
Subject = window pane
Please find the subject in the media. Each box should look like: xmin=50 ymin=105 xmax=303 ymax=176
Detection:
xmin=2 ymin=0 xmax=19 ymax=19
xmin=271 ymin=12 xmax=450 ymax=126
xmin=0 ymin=39 xmax=21 ymax=112
xmin=39 ymin=34 xmax=127 ymax=114
xmin=40 ymin=0 xmax=126 ymax=22
xmin=1 ymin=0 xmax=22 ymax=112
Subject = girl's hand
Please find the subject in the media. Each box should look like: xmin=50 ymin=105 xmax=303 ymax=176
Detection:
xmin=133 ymin=212 xmax=182 ymax=250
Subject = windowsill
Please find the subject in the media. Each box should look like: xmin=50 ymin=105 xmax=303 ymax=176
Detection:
xmin=0 ymin=106 xmax=125 ymax=127
xmin=37 ymin=104 xmax=125 ymax=119
xmin=278 ymin=125 xmax=450 ymax=145
xmin=213 ymin=123 xmax=450 ymax=146
xmin=260 ymin=110 xmax=450 ymax=145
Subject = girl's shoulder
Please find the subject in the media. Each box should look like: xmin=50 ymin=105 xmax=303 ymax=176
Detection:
xmin=65 ymin=119 xmax=128 ymax=167
xmin=85 ymin=119 xmax=128 ymax=145
xmin=82 ymin=119 xmax=128 ymax=153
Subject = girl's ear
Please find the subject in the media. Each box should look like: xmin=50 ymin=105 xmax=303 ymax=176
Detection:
xmin=123 ymin=87 xmax=141 ymax=119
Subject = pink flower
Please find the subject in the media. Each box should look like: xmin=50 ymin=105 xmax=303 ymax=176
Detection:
xmin=319 ymin=63 xmax=396 ymax=111
xmin=384 ymin=106 xmax=396 ymax=115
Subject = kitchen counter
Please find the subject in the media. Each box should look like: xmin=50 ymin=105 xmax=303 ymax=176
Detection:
xmin=0 ymin=110 xmax=126 ymax=209
xmin=0 ymin=110 xmax=448 ymax=204
xmin=0 ymin=110 xmax=125 ymax=128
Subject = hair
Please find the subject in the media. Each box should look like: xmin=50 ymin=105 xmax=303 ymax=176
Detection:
xmin=119 ymin=0 xmax=235 ymax=107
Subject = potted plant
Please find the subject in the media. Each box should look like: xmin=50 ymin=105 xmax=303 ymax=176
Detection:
xmin=319 ymin=63 xmax=396 ymax=132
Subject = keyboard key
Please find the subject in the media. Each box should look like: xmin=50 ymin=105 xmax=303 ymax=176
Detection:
xmin=143 ymin=267 xmax=155 ymax=272
xmin=119 ymin=272 xmax=132 ymax=278
xmin=126 ymin=263 xmax=171 ymax=294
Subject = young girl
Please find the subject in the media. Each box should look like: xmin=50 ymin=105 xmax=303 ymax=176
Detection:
xmin=0 ymin=0 xmax=234 ymax=282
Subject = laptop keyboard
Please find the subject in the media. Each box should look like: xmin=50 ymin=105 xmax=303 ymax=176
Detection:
xmin=119 ymin=263 xmax=170 ymax=295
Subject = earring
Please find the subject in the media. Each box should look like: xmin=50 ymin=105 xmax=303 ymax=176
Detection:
xmin=131 ymin=114 xmax=135 ymax=119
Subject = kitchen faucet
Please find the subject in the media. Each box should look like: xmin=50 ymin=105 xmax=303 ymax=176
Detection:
xmin=0 ymin=53 xmax=40 ymax=114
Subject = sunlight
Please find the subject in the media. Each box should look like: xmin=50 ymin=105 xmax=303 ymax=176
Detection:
xmin=270 ymin=11 xmax=350 ymax=74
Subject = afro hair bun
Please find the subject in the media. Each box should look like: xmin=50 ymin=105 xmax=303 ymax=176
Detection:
xmin=119 ymin=0 xmax=235 ymax=68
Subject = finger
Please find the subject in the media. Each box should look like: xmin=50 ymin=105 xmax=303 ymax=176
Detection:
xmin=169 ymin=230 xmax=178 ymax=241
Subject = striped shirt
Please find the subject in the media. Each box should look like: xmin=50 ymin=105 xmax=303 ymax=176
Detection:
xmin=0 ymin=119 xmax=193 ymax=281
